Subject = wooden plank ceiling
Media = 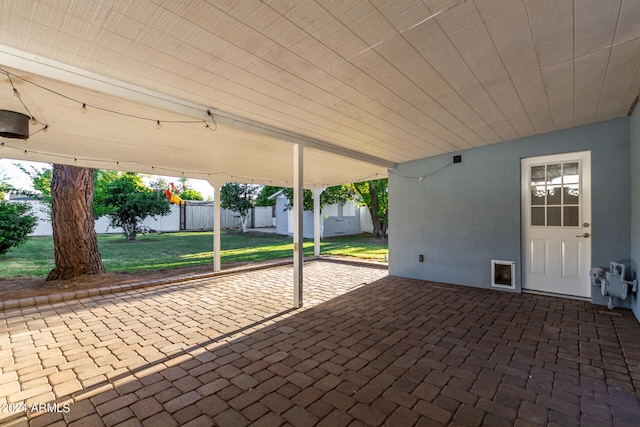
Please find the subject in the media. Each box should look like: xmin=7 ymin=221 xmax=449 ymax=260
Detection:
xmin=0 ymin=0 xmax=638 ymax=186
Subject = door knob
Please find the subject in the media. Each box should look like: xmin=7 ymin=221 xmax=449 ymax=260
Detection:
xmin=576 ymin=233 xmax=590 ymax=238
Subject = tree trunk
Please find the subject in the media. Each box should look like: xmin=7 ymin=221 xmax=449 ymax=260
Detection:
xmin=47 ymin=165 xmax=105 ymax=280
xmin=368 ymin=181 xmax=385 ymax=239
xmin=123 ymin=223 xmax=136 ymax=241
xmin=370 ymin=213 xmax=383 ymax=239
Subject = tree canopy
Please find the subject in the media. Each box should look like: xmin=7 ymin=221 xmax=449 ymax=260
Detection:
xmin=254 ymin=185 xmax=283 ymax=207
xmin=17 ymin=164 xmax=121 ymax=219
xmin=15 ymin=164 xmax=53 ymax=204
xmin=180 ymin=188 xmax=204 ymax=201
xmin=99 ymin=172 xmax=170 ymax=240
xmin=0 ymin=168 xmax=13 ymax=199
xmin=282 ymin=185 xmax=350 ymax=211
xmin=0 ymin=200 xmax=37 ymax=256
xmin=15 ymin=164 xmax=53 ymax=218
xmin=93 ymin=169 xmax=120 ymax=218
xmin=220 ymin=183 xmax=259 ymax=232
xmin=349 ymin=178 xmax=388 ymax=239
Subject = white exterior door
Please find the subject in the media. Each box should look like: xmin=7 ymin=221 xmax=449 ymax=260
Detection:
xmin=521 ymin=152 xmax=592 ymax=298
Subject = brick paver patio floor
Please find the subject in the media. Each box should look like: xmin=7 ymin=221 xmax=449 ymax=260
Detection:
xmin=1 ymin=260 xmax=640 ymax=426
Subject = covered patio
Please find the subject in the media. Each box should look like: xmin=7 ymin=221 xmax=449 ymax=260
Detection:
xmin=2 ymin=1 xmax=639 ymax=305
xmin=1 ymin=260 xmax=639 ymax=426
xmin=2 ymin=2 xmax=640 ymax=425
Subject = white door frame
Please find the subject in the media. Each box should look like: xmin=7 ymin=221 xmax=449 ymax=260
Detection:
xmin=521 ymin=151 xmax=592 ymax=298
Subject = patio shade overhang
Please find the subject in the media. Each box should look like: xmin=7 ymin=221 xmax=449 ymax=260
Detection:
xmin=0 ymin=54 xmax=393 ymax=188
xmin=0 ymin=0 xmax=639 ymax=186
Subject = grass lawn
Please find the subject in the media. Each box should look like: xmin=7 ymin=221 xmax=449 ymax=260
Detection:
xmin=0 ymin=230 xmax=387 ymax=278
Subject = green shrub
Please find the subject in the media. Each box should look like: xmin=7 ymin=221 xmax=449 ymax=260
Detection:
xmin=0 ymin=201 xmax=37 ymax=256
xmin=180 ymin=189 xmax=204 ymax=201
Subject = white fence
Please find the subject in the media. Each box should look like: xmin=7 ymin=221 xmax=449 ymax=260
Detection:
xmin=19 ymin=200 xmax=275 ymax=236
xmin=181 ymin=204 xmax=274 ymax=230
xmin=252 ymin=206 xmax=276 ymax=228
xmin=360 ymin=206 xmax=373 ymax=233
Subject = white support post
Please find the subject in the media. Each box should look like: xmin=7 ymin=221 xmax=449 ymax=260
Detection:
xmin=293 ymin=144 xmax=304 ymax=308
xmin=312 ymin=187 xmax=326 ymax=258
xmin=207 ymin=179 xmax=225 ymax=272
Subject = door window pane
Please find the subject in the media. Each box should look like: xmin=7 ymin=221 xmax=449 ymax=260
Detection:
xmin=547 ymin=185 xmax=562 ymax=205
xmin=563 ymin=206 xmax=579 ymax=226
xmin=531 ymin=166 xmax=546 ymax=205
xmin=563 ymin=162 xmax=579 ymax=179
xmin=531 ymin=165 xmax=546 ymax=182
xmin=563 ymin=184 xmax=579 ymax=204
xmin=531 ymin=187 xmax=545 ymax=205
xmin=531 ymin=207 xmax=545 ymax=226
xmin=562 ymin=162 xmax=580 ymax=208
xmin=547 ymin=164 xmax=562 ymax=181
xmin=547 ymin=207 xmax=561 ymax=226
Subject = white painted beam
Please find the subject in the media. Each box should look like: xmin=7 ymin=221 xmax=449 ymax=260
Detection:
xmin=293 ymin=144 xmax=304 ymax=309
xmin=312 ymin=187 xmax=326 ymax=257
xmin=207 ymin=179 xmax=226 ymax=272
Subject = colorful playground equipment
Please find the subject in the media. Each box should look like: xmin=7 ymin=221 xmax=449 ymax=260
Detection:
xmin=165 ymin=182 xmax=185 ymax=205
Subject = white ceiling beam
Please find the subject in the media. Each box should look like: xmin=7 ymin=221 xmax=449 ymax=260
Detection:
xmin=0 ymin=45 xmax=396 ymax=171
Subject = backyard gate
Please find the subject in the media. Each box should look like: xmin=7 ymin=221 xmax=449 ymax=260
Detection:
xmin=179 ymin=201 xmax=214 ymax=230
xmin=179 ymin=201 xmax=186 ymax=230
xmin=178 ymin=202 xmax=252 ymax=230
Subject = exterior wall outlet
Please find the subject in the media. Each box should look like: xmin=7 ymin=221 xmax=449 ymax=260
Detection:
xmin=453 ymin=155 xmax=462 ymax=163
xmin=419 ymin=254 xmax=424 ymax=262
